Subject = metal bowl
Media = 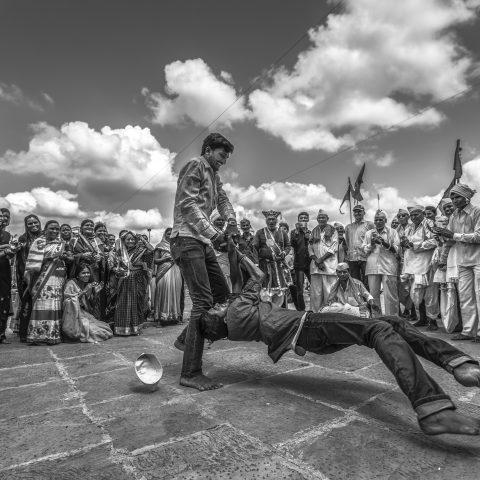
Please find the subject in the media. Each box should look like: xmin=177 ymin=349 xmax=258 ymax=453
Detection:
xmin=134 ymin=353 xmax=163 ymax=391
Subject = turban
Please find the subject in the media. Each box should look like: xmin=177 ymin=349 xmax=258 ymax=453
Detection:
xmin=336 ymin=262 xmax=350 ymax=271
xmin=397 ymin=208 xmax=409 ymax=215
xmin=374 ymin=209 xmax=387 ymax=219
xmin=262 ymin=210 xmax=281 ymax=219
xmin=450 ymin=183 xmax=476 ymax=200
xmin=352 ymin=204 xmax=365 ymax=212
xmin=407 ymin=205 xmax=424 ymax=214
xmin=441 ymin=198 xmax=453 ymax=206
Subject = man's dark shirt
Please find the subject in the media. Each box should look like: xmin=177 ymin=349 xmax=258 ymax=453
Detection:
xmin=238 ymin=232 xmax=258 ymax=264
xmin=290 ymin=227 xmax=310 ymax=270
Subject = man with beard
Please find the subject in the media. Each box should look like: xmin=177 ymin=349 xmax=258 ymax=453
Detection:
xmin=171 ymin=133 xmax=236 ymax=391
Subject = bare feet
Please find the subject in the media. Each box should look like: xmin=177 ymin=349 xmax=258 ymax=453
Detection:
xmin=180 ymin=374 xmax=223 ymax=392
xmin=419 ymin=409 xmax=480 ymax=435
xmin=453 ymin=363 xmax=480 ymax=388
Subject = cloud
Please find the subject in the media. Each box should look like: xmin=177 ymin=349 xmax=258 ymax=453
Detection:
xmin=353 ymin=151 xmax=396 ymax=168
xmin=248 ymin=0 xmax=479 ymax=151
xmin=143 ymin=58 xmax=250 ymax=127
xmin=0 ymin=82 xmax=44 ymax=111
xmin=42 ymin=92 xmax=55 ymax=104
xmin=0 ymin=121 xmax=178 ymax=202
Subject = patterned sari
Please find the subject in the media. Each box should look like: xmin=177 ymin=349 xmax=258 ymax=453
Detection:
xmin=154 ymin=237 xmax=183 ymax=326
xmin=113 ymin=234 xmax=154 ymax=336
xmin=26 ymin=237 xmax=66 ymax=345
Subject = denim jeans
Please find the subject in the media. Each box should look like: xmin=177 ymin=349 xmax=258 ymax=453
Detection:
xmin=171 ymin=236 xmax=229 ymax=377
xmin=297 ymin=314 xmax=475 ymax=418
xmin=294 ymin=267 xmax=311 ymax=311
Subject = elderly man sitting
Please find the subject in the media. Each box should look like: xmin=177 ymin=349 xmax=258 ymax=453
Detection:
xmin=321 ymin=263 xmax=379 ymax=317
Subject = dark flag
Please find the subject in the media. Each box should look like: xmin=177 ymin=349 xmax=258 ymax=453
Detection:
xmin=442 ymin=177 xmax=456 ymax=199
xmin=339 ymin=178 xmax=352 ymax=214
xmin=352 ymin=163 xmax=365 ymax=202
xmin=453 ymin=139 xmax=462 ymax=180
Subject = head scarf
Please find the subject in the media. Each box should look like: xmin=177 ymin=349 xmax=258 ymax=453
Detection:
xmin=156 ymin=228 xmax=172 ymax=253
xmin=450 ymin=183 xmax=476 ymax=200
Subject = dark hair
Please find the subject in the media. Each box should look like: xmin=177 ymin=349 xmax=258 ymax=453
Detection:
xmin=119 ymin=229 xmax=128 ymax=237
xmin=298 ymin=212 xmax=309 ymax=220
xmin=425 ymin=206 xmax=437 ymax=215
xmin=94 ymin=222 xmax=107 ymax=232
xmin=81 ymin=219 xmax=94 ymax=228
xmin=44 ymin=219 xmax=59 ymax=230
xmin=1 ymin=208 xmax=10 ymax=214
xmin=201 ymin=133 xmax=234 ymax=156
xmin=60 ymin=223 xmax=71 ymax=230
xmin=279 ymin=221 xmax=289 ymax=232
xmin=75 ymin=262 xmax=93 ymax=281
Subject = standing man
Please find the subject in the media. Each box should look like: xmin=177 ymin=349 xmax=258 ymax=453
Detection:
xmin=171 ymin=133 xmax=235 ymax=391
xmin=253 ymin=210 xmax=291 ymax=306
xmin=400 ymin=205 xmax=439 ymax=330
xmin=333 ymin=222 xmax=348 ymax=263
xmin=290 ymin=212 xmax=311 ymax=311
xmin=396 ymin=208 xmax=415 ymax=319
xmin=238 ymin=219 xmax=258 ymax=265
xmin=434 ymin=184 xmax=480 ymax=341
xmin=308 ymin=211 xmax=338 ymax=312
xmin=363 ymin=210 xmax=400 ymax=316
xmin=345 ymin=204 xmax=374 ymax=288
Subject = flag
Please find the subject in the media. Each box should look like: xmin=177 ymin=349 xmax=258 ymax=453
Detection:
xmin=352 ymin=163 xmax=365 ymax=202
xmin=442 ymin=177 xmax=456 ymax=199
xmin=453 ymin=139 xmax=462 ymax=180
xmin=339 ymin=178 xmax=352 ymax=214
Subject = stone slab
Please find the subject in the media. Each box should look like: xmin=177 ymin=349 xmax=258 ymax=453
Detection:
xmin=131 ymin=423 xmax=314 ymax=480
xmin=61 ymin=352 xmax=131 ymax=378
xmin=0 ymin=408 xmax=104 ymax=470
xmin=0 ymin=346 xmax=53 ymax=368
xmin=194 ymin=379 xmax=341 ymax=444
xmin=0 ymin=445 xmax=131 ymax=480
xmin=265 ymin=365 xmax=394 ymax=410
xmin=0 ymin=381 xmax=78 ymax=419
xmin=288 ymin=417 xmax=480 ymax=480
xmin=1 ymin=362 xmax=61 ymax=388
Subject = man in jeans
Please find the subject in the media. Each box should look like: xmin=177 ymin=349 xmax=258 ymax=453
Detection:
xmin=171 ymin=133 xmax=236 ymax=391
xmin=345 ymin=204 xmax=374 ymax=288
xmin=290 ymin=212 xmax=311 ymax=310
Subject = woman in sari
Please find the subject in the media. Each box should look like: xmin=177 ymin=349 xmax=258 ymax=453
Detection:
xmin=14 ymin=214 xmax=43 ymax=342
xmin=154 ymin=228 xmax=183 ymax=326
xmin=25 ymin=220 xmax=71 ymax=345
xmin=70 ymin=219 xmax=105 ymax=320
xmin=62 ymin=263 xmax=113 ymax=343
xmin=113 ymin=231 xmax=154 ymax=336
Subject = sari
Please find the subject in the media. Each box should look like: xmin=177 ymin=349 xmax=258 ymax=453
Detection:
xmin=0 ymin=230 xmax=12 ymax=340
xmin=62 ymin=280 xmax=113 ymax=343
xmin=70 ymin=233 xmax=105 ymax=319
xmin=114 ymin=233 xmax=154 ymax=335
xmin=14 ymin=215 xmax=42 ymax=336
xmin=25 ymin=237 xmax=66 ymax=345
xmin=154 ymin=236 xmax=183 ymax=326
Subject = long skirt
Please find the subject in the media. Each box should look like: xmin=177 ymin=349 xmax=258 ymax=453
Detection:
xmin=154 ymin=263 xmax=183 ymax=326
xmin=27 ymin=265 xmax=65 ymax=345
xmin=114 ymin=270 xmax=148 ymax=336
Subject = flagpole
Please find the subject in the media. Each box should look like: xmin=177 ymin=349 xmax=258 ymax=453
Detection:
xmin=377 ymin=194 xmax=380 ymax=210
xmin=348 ymin=177 xmax=352 ymax=224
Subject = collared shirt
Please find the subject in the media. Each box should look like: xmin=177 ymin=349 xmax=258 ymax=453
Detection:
xmin=402 ymin=219 xmax=437 ymax=275
xmin=448 ymin=203 xmax=480 ymax=267
xmin=345 ymin=220 xmax=375 ymax=261
xmin=308 ymin=228 xmax=338 ymax=275
xmin=290 ymin=227 xmax=311 ymax=269
xmin=363 ymin=226 xmax=400 ymax=276
xmin=329 ymin=278 xmax=373 ymax=307
xmin=171 ymin=156 xmax=235 ymax=244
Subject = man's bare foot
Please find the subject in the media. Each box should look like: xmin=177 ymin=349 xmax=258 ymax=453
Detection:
xmin=180 ymin=374 xmax=223 ymax=392
xmin=453 ymin=363 xmax=480 ymax=387
xmin=419 ymin=409 xmax=480 ymax=435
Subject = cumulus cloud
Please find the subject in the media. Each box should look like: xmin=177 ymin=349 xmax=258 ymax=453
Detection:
xmin=143 ymin=58 xmax=250 ymax=127
xmin=248 ymin=0 xmax=479 ymax=151
xmin=0 ymin=82 xmax=44 ymax=111
xmin=353 ymin=151 xmax=396 ymax=168
xmin=0 ymin=121 xmax=177 ymax=202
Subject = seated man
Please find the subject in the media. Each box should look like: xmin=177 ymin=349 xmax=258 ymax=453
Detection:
xmin=321 ymin=262 xmax=378 ymax=317
xmin=176 ymin=229 xmax=480 ymax=436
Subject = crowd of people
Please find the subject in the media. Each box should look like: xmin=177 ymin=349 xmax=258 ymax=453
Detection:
xmin=0 ymin=213 xmax=185 ymax=345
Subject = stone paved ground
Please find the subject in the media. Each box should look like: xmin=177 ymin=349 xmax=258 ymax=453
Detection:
xmin=1 ymin=323 xmax=480 ymax=480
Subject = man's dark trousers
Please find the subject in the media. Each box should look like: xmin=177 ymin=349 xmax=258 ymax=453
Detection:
xmin=171 ymin=236 xmax=229 ymax=377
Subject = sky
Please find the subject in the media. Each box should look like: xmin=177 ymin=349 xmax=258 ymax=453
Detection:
xmin=1 ymin=0 xmax=480 ymax=243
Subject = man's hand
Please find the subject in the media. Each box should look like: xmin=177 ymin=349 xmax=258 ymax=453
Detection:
xmin=212 ymin=233 xmax=227 ymax=251
xmin=368 ymin=299 xmax=381 ymax=313
xmin=433 ymin=227 xmax=454 ymax=239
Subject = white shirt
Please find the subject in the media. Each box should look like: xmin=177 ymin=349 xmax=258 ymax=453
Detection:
xmin=402 ymin=220 xmax=437 ymax=275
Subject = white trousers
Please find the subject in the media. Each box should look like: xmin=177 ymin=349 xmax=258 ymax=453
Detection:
xmin=367 ymin=274 xmax=399 ymax=317
xmin=458 ymin=265 xmax=480 ymax=336
xmin=310 ymin=274 xmax=336 ymax=313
